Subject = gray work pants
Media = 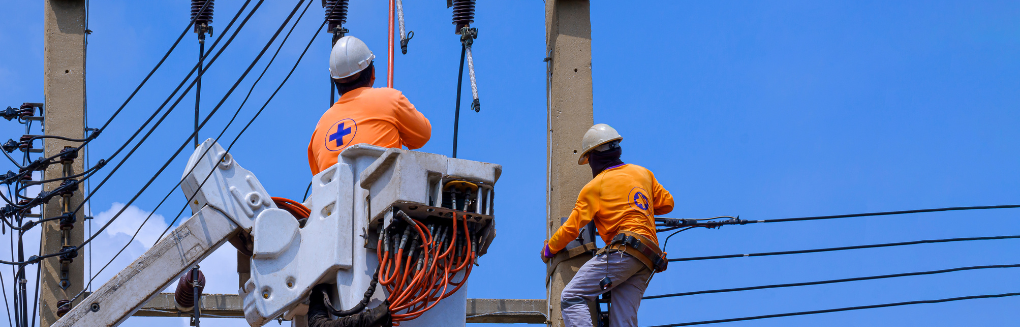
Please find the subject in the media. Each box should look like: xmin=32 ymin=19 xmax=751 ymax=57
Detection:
xmin=560 ymin=251 xmax=651 ymax=327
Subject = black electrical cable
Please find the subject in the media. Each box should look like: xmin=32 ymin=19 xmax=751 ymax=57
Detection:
xmin=83 ymin=0 xmax=94 ymax=295
xmin=23 ymin=0 xmax=216 ymax=167
xmin=0 ymin=0 xmax=254 ymax=213
xmin=65 ymin=0 xmax=258 ymax=215
xmin=71 ymin=0 xmax=303 ymax=258
xmin=70 ymin=6 xmax=320 ymax=298
xmin=24 ymin=135 xmax=92 ymax=143
xmin=11 ymin=0 xmax=217 ymax=177
xmin=761 ymin=205 xmax=1020 ymax=223
xmin=650 ymin=292 xmax=1020 ymax=327
xmin=661 ymin=227 xmax=692 ymax=252
xmin=451 ymin=44 xmax=466 ymax=158
xmin=644 ymin=263 xmax=1020 ymax=300
xmin=657 ymin=205 xmax=1020 ymax=228
xmin=155 ymin=20 xmax=326 ymax=246
xmin=0 ymin=149 xmax=25 ymax=170
xmin=0 ymin=0 xmax=284 ymax=268
xmin=302 ymin=181 xmax=313 ymax=202
xmin=0 ymin=265 xmax=10 ymax=327
xmin=19 ymin=162 xmax=104 ymax=186
xmin=669 ymin=234 xmax=1020 ymax=263
xmin=29 ymin=234 xmax=41 ymax=327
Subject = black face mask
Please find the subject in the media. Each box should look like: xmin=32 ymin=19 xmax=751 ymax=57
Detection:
xmin=589 ymin=146 xmax=624 ymax=177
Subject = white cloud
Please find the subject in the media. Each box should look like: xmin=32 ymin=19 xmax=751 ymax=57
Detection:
xmin=94 ymin=202 xmax=169 ymax=249
xmin=0 ymin=201 xmax=247 ymax=326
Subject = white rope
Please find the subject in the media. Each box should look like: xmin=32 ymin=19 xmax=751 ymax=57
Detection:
xmin=466 ymin=45 xmax=479 ymax=103
xmin=396 ymin=0 xmax=406 ymax=40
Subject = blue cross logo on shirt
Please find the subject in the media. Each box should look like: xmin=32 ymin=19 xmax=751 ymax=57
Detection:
xmin=330 ymin=122 xmax=352 ymax=147
xmin=629 ymin=186 xmax=652 ymax=216
xmin=325 ymin=118 xmax=358 ymax=152
xmin=634 ymin=192 xmax=650 ymax=210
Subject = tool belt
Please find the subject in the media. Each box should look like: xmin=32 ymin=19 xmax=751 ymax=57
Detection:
xmin=598 ymin=230 xmax=668 ymax=273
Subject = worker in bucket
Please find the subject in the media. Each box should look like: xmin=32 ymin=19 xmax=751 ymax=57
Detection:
xmin=308 ymin=35 xmax=432 ymax=175
xmin=541 ymin=123 xmax=674 ymax=327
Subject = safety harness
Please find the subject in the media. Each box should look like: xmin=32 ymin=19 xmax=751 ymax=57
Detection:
xmin=598 ymin=230 xmax=668 ymax=273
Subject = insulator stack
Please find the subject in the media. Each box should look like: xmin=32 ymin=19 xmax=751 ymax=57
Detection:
xmin=325 ymin=0 xmax=350 ymax=34
xmin=452 ymin=0 xmax=476 ymax=33
xmin=174 ymin=268 xmax=206 ymax=308
xmin=56 ymin=300 xmax=71 ymax=317
xmin=191 ymin=0 xmax=215 ymax=26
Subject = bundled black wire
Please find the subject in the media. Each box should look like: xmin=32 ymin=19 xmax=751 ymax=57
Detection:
xmin=0 ymin=0 xmax=271 ymax=267
xmin=70 ymin=3 xmax=323 ymax=300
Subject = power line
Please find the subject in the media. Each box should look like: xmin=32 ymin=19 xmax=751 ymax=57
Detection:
xmin=71 ymin=0 xmax=305 ymax=253
xmin=0 ymin=1 xmax=218 ymax=198
xmin=644 ymin=263 xmax=1020 ymax=300
xmin=657 ymin=205 xmax=1020 ymax=231
xmin=0 ymin=0 xmax=254 ymax=219
xmin=649 ymin=291 xmax=1020 ymax=326
xmin=65 ymin=0 xmax=260 ymax=217
xmin=70 ymin=2 xmax=320 ymax=302
xmin=669 ymin=234 xmax=1020 ymax=263
xmin=154 ymin=19 xmax=327 ymax=245
xmin=21 ymin=0 xmax=217 ymax=167
xmin=0 ymin=0 xmax=285 ymax=266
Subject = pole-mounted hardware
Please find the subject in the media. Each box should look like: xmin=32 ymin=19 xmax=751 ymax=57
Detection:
xmin=325 ymin=0 xmax=350 ymax=44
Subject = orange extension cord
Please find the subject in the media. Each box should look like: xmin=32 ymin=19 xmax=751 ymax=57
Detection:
xmin=272 ymin=197 xmax=311 ymax=219
xmin=378 ymin=213 xmax=474 ymax=324
xmin=274 ymin=196 xmax=472 ymax=323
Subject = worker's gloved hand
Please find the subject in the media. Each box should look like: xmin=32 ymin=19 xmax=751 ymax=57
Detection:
xmin=540 ymin=241 xmax=554 ymax=263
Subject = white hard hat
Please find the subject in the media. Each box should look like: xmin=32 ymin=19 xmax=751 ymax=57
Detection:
xmin=578 ymin=123 xmax=623 ymax=165
xmin=329 ymin=36 xmax=376 ymax=79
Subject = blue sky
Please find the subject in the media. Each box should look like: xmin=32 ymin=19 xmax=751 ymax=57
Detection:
xmin=3 ymin=1 xmax=1020 ymax=326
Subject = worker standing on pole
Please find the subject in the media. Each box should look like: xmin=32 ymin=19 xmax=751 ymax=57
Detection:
xmin=541 ymin=124 xmax=674 ymax=327
xmin=308 ymin=35 xmax=432 ymax=175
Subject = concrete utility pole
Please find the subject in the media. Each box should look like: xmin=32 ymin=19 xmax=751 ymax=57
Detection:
xmin=40 ymin=0 xmax=87 ymax=326
xmin=545 ymin=1 xmax=594 ymax=326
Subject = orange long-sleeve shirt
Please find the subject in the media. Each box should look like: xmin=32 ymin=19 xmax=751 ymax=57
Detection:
xmin=307 ymin=87 xmax=432 ymax=175
xmin=548 ymin=164 xmax=674 ymax=253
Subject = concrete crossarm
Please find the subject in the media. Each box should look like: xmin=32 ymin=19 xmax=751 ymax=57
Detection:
xmin=52 ymin=206 xmax=240 ymax=327
xmin=134 ymin=295 xmax=548 ymax=324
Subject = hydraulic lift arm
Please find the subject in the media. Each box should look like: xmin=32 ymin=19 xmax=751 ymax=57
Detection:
xmin=52 ymin=206 xmax=240 ymax=327
xmin=53 ymin=140 xmax=277 ymax=327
